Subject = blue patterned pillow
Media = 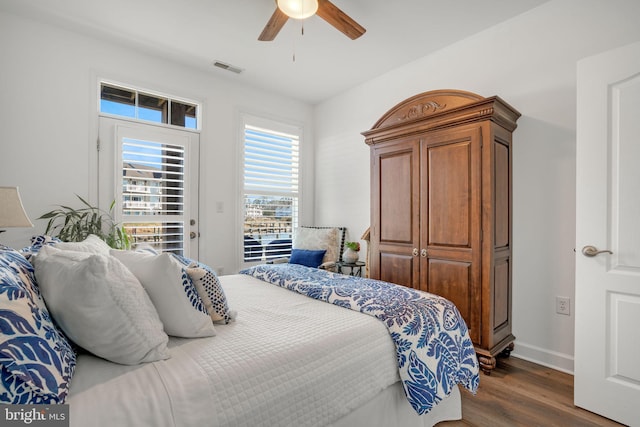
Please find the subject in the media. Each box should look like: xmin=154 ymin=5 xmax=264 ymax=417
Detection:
xmin=19 ymin=235 xmax=62 ymax=261
xmin=0 ymin=245 xmax=76 ymax=404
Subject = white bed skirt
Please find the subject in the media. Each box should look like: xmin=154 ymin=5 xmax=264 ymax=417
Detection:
xmin=331 ymin=382 xmax=461 ymax=427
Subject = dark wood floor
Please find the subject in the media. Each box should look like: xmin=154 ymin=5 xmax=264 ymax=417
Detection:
xmin=437 ymin=356 xmax=624 ymax=427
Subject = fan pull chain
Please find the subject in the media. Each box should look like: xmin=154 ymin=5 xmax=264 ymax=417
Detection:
xmin=292 ymin=28 xmax=296 ymax=62
xmin=292 ymin=18 xmax=305 ymax=62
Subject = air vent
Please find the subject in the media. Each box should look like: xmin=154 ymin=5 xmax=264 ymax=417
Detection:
xmin=212 ymin=61 xmax=244 ymax=74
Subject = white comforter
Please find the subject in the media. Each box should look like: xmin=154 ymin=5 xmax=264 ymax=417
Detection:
xmin=67 ymin=274 xmax=400 ymax=426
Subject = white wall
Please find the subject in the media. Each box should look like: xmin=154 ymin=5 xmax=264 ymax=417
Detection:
xmin=0 ymin=10 xmax=314 ymax=275
xmin=313 ymin=0 xmax=640 ymax=372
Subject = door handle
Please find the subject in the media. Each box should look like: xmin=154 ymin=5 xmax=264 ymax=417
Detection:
xmin=412 ymin=248 xmax=419 ymax=257
xmin=420 ymin=249 xmax=427 ymax=257
xmin=581 ymin=245 xmax=613 ymax=257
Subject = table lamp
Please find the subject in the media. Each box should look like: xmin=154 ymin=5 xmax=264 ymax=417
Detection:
xmin=0 ymin=186 xmax=34 ymax=233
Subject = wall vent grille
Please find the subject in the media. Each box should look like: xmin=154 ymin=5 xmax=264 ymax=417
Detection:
xmin=213 ymin=61 xmax=244 ymax=74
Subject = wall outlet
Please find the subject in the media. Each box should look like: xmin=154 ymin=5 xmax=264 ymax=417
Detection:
xmin=556 ymin=296 xmax=571 ymax=316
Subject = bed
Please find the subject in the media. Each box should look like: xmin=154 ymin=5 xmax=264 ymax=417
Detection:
xmin=1 ymin=238 xmax=478 ymax=426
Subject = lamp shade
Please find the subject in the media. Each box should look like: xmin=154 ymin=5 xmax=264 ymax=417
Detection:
xmin=0 ymin=187 xmax=34 ymax=228
xmin=277 ymin=0 xmax=318 ymax=19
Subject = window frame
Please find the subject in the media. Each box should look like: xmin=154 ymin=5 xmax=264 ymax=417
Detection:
xmin=98 ymin=80 xmax=202 ymax=131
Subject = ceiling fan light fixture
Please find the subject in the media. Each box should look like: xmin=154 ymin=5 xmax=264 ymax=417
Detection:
xmin=277 ymin=0 xmax=318 ymax=20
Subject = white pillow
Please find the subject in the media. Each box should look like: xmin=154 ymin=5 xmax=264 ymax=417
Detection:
xmin=32 ymin=246 xmax=170 ymax=365
xmin=110 ymin=250 xmax=216 ymax=338
xmin=54 ymin=234 xmax=111 ymax=255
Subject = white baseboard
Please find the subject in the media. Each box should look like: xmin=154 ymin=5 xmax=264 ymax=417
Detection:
xmin=510 ymin=342 xmax=574 ymax=374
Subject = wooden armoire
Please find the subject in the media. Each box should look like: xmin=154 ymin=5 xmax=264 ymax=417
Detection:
xmin=362 ymin=90 xmax=520 ymax=373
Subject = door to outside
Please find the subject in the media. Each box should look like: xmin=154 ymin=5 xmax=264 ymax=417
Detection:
xmin=574 ymin=41 xmax=640 ymax=426
xmin=98 ymin=117 xmax=200 ymax=259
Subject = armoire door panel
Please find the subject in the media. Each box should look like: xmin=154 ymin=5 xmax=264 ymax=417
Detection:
xmin=426 ymin=140 xmax=473 ymax=247
xmin=494 ymin=139 xmax=510 ymax=249
xmin=379 ymin=150 xmax=415 ymax=244
xmin=379 ymin=251 xmax=416 ymax=288
xmin=493 ymin=258 xmax=510 ymax=330
xmin=426 ymin=258 xmax=478 ymax=343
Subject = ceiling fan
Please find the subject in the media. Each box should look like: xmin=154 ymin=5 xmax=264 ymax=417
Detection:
xmin=259 ymin=0 xmax=366 ymax=41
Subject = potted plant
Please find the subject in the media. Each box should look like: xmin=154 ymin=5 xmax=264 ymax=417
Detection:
xmin=343 ymin=241 xmax=360 ymax=264
xmin=39 ymin=195 xmax=130 ymax=249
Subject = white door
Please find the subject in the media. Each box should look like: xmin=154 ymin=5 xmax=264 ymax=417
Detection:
xmin=98 ymin=117 xmax=200 ymax=258
xmin=575 ymin=40 xmax=640 ymax=426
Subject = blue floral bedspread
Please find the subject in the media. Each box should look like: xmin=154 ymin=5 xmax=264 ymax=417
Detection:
xmin=240 ymin=264 xmax=479 ymax=415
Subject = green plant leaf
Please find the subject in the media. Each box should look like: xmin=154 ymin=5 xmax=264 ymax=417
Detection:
xmin=77 ymin=194 xmax=93 ymax=209
xmin=37 ymin=195 xmax=130 ymax=249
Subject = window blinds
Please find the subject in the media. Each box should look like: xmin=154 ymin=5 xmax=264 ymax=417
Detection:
xmin=120 ymin=137 xmax=187 ymax=255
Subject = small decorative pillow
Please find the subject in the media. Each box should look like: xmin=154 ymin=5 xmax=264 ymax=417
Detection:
xmin=33 ymin=246 xmax=170 ymax=365
xmin=293 ymin=227 xmax=339 ymax=265
xmin=289 ymin=249 xmax=327 ymax=268
xmin=110 ymin=250 xmax=215 ymax=338
xmin=186 ymin=266 xmax=236 ymax=324
xmin=53 ymin=234 xmax=111 ymax=255
xmin=172 ymin=254 xmax=236 ymax=324
xmin=0 ymin=245 xmax=76 ymax=404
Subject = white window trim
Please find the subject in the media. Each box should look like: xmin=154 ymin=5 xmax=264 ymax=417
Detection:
xmin=98 ymin=79 xmax=203 ymax=132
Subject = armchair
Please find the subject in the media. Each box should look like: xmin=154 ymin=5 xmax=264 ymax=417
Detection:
xmin=268 ymin=226 xmax=346 ymax=271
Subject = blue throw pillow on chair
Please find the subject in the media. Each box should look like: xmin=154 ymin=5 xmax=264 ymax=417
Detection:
xmin=289 ymin=249 xmax=327 ymax=268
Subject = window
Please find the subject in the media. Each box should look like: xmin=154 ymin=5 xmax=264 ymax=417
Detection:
xmin=100 ymin=82 xmax=198 ymax=129
xmin=242 ymin=121 xmax=300 ymax=262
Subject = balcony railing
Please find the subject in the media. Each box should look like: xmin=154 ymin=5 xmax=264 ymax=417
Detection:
xmin=123 ymin=200 xmax=161 ymax=210
xmin=125 ymin=184 xmax=151 ymax=194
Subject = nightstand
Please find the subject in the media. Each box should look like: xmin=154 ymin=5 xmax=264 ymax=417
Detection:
xmin=335 ymin=261 xmax=366 ymax=277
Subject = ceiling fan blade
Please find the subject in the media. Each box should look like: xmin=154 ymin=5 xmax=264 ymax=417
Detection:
xmin=316 ymin=0 xmax=366 ymax=40
xmin=258 ymin=7 xmax=289 ymax=41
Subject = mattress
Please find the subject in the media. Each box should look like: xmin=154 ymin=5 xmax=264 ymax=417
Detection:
xmin=67 ymin=273 xmax=461 ymax=426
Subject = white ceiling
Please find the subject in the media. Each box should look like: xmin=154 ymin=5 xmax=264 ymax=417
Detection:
xmin=1 ymin=0 xmax=549 ymax=104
